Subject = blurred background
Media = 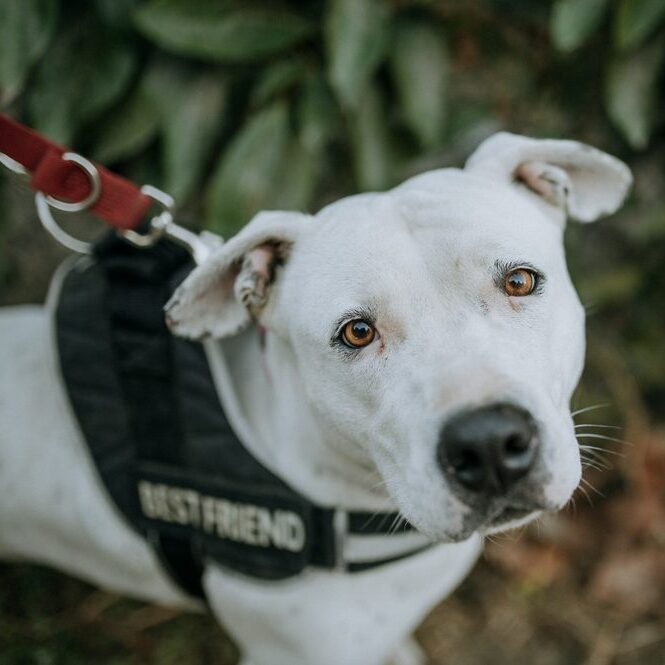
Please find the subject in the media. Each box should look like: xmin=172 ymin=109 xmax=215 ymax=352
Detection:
xmin=1 ymin=0 xmax=664 ymax=663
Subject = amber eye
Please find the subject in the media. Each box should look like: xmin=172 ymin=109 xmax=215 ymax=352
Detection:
xmin=341 ymin=319 xmax=376 ymax=348
xmin=504 ymin=268 xmax=537 ymax=297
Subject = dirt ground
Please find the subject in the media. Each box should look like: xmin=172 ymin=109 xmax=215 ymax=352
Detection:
xmin=1 ymin=185 xmax=664 ymax=665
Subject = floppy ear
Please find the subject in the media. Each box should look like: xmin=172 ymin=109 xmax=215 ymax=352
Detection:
xmin=465 ymin=132 xmax=632 ymax=223
xmin=165 ymin=210 xmax=311 ymax=340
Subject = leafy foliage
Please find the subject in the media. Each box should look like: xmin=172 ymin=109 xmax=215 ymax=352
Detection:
xmin=2 ymin=0 xmax=664 ymax=215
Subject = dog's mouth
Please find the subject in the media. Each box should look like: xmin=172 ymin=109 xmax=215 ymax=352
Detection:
xmin=482 ymin=505 xmax=538 ymax=531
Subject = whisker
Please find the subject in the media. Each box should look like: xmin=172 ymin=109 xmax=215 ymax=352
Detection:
xmin=574 ymin=424 xmax=622 ymax=430
xmin=576 ymin=483 xmax=593 ymax=506
xmin=575 ymin=433 xmax=632 ymax=446
xmin=581 ymin=460 xmax=610 ymax=472
xmin=580 ymin=456 xmax=612 ymax=471
xmin=580 ymin=449 xmax=611 ymax=468
xmin=369 ymin=477 xmax=390 ymax=492
xmin=578 ymin=444 xmax=625 ymax=458
xmin=571 ymin=404 xmax=611 ymax=418
xmin=388 ymin=514 xmax=409 ymax=536
xmin=580 ymin=476 xmax=605 ymax=498
xmin=567 ymin=496 xmax=578 ymax=516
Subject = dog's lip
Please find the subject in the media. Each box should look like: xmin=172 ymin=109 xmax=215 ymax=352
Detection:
xmin=486 ymin=505 xmax=536 ymax=527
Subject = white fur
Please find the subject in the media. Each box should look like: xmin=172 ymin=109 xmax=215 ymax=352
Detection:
xmin=0 ymin=133 xmax=631 ymax=665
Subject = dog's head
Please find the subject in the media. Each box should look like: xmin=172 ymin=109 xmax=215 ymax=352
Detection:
xmin=166 ymin=133 xmax=631 ymax=542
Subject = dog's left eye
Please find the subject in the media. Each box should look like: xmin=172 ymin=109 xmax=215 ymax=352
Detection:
xmin=503 ymin=268 xmax=538 ymax=297
xmin=341 ymin=320 xmax=376 ymax=348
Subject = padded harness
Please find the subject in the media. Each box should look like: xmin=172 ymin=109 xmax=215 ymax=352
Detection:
xmin=53 ymin=234 xmax=431 ymax=601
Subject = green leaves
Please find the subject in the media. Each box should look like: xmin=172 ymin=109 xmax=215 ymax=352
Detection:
xmin=2 ymin=0 xmax=664 ymax=236
xmin=550 ymin=0 xmax=609 ymax=52
xmin=159 ymin=72 xmax=228 ymax=202
xmin=614 ymin=0 xmax=665 ymax=50
xmin=206 ymin=102 xmax=290 ymax=235
xmin=349 ymin=83 xmax=393 ymax=191
xmin=27 ymin=21 xmax=136 ymax=143
xmin=134 ymin=0 xmax=315 ymax=63
xmin=547 ymin=0 xmax=665 ymax=149
xmin=605 ymin=39 xmax=665 ymax=149
xmin=0 ymin=0 xmax=57 ymax=103
xmin=297 ymin=74 xmax=340 ymax=152
xmin=324 ymin=0 xmax=392 ymax=109
xmin=92 ymin=86 xmax=161 ymax=165
xmin=391 ymin=18 xmax=450 ymax=148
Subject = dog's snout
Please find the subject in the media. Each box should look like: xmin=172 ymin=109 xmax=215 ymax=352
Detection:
xmin=438 ymin=403 xmax=538 ymax=495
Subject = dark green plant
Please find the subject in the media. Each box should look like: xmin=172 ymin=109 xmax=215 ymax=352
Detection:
xmin=2 ymin=0 xmax=663 ymax=233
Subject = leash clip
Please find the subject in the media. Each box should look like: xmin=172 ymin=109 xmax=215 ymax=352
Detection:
xmin=120 ymin=185 xmax=173 ymax=248
xmin=120 ymin=185 xmax=211 ymax=265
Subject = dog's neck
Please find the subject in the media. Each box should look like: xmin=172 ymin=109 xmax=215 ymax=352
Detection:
xmin=207 ymin=326 xmax=392 ymax=511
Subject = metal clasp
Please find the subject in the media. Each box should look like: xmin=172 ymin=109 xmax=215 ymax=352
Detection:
xmin=120 ymin=185 xmax=211 ymax=265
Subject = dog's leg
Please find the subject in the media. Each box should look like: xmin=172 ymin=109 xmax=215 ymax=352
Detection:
xmin=386 ymin=637 xmax=427 ymax=665
xmin=0 ymin=306 xmax=195 ymax=608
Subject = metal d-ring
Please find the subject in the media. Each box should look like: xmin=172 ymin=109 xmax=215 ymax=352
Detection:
xmin=44 ymin=152 xmax=101 ymax=213
xmin=0 ymin=152 xmax=29 ymax=179
xmin=34 ymin=152 xmax=102 ymax=254
xmin=35 ymin=193 xmax=93 ymax=254
xmin=119 ymin=185 xmax=174 ymax=248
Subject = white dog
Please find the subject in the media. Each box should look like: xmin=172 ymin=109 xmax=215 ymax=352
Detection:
xmin=0 ymin=133 xmax=631 ymax=665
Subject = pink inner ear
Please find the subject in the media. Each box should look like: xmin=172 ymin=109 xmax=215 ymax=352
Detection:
xmin=246 ymin=244 xmax=276 ymax=283
xmin=234 ymin=243 xmax=278 ymax=314
xmin=514 ymin=161 xmax=570 ymax=208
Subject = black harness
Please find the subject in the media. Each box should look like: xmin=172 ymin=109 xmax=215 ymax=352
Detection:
xmin=53 ymin=234 xmax=430 ymax=601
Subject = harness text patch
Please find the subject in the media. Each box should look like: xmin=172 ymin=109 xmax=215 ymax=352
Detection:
xmin=138 ymin=480 xmax=306 ymax=553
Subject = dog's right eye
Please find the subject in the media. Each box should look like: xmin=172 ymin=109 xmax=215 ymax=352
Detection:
xmin=503 ymin=267 xmax=538 ymax=297
xmin=341 ymin=320 xmax=376 ymax=349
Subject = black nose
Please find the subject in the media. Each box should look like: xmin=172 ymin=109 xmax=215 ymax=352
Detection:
xmin=438 ymin=403 xmax=538 ymax=495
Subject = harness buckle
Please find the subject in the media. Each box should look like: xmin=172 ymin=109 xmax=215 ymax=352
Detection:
xmin=332 ymin=509 xmax=348 ymax=573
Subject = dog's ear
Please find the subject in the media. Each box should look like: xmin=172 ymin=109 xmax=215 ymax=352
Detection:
xmin=465 ymin=132 xmax=632 ymax=223
xmin=165 ymin=210 xmax=310 ymax=340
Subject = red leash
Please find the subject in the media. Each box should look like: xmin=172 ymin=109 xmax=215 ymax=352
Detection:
xmin=0 ymin=113 xmax=152 ymax=231
xmin=0 ymin=113 xmax=213 ymax=263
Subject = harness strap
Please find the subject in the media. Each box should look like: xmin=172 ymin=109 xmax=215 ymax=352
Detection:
xmin=54 ymin=234 xmax=433 ymax=603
